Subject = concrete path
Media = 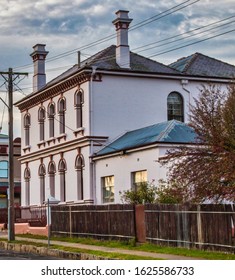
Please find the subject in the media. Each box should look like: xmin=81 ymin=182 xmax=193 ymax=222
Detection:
xmin=0 ymin=233 xmax=204 ymax=260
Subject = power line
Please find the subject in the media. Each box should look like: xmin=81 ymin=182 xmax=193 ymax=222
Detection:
xmin=13 ymin=0 xmax=200 ymax=71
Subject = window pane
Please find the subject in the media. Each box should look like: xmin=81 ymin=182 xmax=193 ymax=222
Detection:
xmin=0 ymin=161 xmax=8 ymax=178
xmin=167 ymin=92 xmax=184 ymax=122
xmin=102 ymin=176 xmax=114 ymax=203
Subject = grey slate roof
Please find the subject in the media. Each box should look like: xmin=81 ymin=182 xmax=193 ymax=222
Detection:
xmin=169 ymin=52 xmax=235 ymax=78
xmin=96 ymin=120 xmax=198 ymax=156
xmin=46 ymin=45 xmax=179 ymax=88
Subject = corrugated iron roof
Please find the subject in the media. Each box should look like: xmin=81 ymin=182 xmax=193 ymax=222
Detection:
xmin=96 ymin=120 xmax=198 ymax=156
xmin=169 ymin=52 xmax=235 ymax=78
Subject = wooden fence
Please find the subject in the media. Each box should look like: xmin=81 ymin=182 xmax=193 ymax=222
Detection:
xmin=51 ymin=204 xmax=135 ymax=240
xmin=145 ymin=204 xmax=235 ymax=252
xmin=50 ymin=203 xmax=235 ymax=252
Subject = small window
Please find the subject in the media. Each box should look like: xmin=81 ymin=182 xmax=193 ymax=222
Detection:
xmin=132 ymin=170 xmax=147 ymax=191
xmin=0 ymin=161 xmax=8 ymax=178
xmin=102 ymin=176 xmax=114 ymax=203
xmin=167 ymin=92 xmax=184 ymax=122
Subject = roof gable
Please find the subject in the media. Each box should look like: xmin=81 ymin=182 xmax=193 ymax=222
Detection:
xmin=169 ymin=53 xmax=235 ymax=78
xmin=96 ymin=120 xmax=198 ymax=156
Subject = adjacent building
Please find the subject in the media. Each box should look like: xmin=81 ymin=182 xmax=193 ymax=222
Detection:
xmin=0 ymin=135 xmax=21 ymax=207
xmin=15 ymin=10 xmax=235 ymax=206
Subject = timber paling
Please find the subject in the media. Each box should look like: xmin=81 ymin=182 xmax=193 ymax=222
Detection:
xmin=51 ymin=203 xmax=235 ymax=252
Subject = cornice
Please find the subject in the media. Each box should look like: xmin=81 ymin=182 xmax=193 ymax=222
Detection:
xmin=16 ymin=70 xmax=92 ymax=112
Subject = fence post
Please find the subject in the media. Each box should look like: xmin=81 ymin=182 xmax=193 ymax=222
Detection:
xmin=135 ymin=204 xmax=146 ymax=243
xmin=197 ymin=204 xmax=203 ymax=250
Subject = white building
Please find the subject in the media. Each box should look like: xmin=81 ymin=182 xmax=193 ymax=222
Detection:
xmin=15 ymin=10 xmax=235 ymax=206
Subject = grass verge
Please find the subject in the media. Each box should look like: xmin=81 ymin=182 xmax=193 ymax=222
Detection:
xmin=15 ymin=234 xmax=235 ymax=260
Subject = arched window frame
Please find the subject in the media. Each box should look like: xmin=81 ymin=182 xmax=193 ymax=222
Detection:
xmin=24 ymin=166 xmax=31 ymax=206
xmin=167 ymin=91 xmax=184 ymax=122
xmin=74 ymin=89 xmax=84 ymax=129
xmin=75 ymin=154 xmax=85 ymax=200
xmin=48 ymin=102 xmax=55 ymax=138
xmin=58 ymin=97 xmax=66 ymax=134
xmin=24 ymin=113 xmax=31 ymax=146
xmin=38 ymin=106 xmax=46 ymax=141
xmin=38 ymin=163 xmax=46 ymax=204
xmin=58 ymin=158 xmax=67 ymax=202
xmin=48 ymin=160 xmax=56 ymax=197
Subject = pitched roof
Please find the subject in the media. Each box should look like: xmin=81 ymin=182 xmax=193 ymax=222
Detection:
xmin=96 ymin=120 xmax=198 ymax=156
xmin=169 ymin=52 xmax=235 ymax=78
xmin=44 ymin=45 xmax=180 ymax=89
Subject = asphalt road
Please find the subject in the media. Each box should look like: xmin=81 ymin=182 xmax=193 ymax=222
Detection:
xmin=0 ymin=248 xmax=61 ymax=260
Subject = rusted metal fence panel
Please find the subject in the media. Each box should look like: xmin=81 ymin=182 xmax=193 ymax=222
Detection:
xmin=51 ymin=204 xmax=135 ymax=240
xmin=145 ymin=204 xmax=235 ymax=252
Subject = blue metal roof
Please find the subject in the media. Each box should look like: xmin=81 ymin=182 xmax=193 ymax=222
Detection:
xmin=96 ymin=120 xmax=198 ymax=156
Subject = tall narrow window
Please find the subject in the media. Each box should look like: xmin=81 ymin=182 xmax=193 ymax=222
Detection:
xmin=38 ymin=163 xmax=46 ymax=204
xmin=24 ymin=166 xmax=31 ymax=206
xmin=48 ymin=161 xmax=56 ymax=197
xmin=24 ymin=113 xmax=31 ymax=146
xmin=38 ymin=106 xmax=46 ymax=141
xmin=102 ymin=176 xmax=114 ymax=203
xmin=74 ymin=90 xmax=83 ymax=128
xmin=75 ymin=154 xmax=84 ymax=200
xmin=58 ymin=159 xmax=67 ymax=202
xmin=0 ymin=161 xmax=8 ymax=178
xmin=48 ymin=102 xmax=55 ymax=138
xmin=58 ymin=97 xmax=66 ymax=134
xmin=167 ymin=92 xmax=184 ymax=122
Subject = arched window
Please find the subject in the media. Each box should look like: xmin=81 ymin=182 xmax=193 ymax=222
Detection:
xmin=75 ymin=154 xmax=84 ymax=200
xmin=48 ymin=102 xmax=55 ymax=138
xmin=48 ymin=161 xmax=56 ymax=197
xmin=38 ymin=163 xmax=46 ymax=204
xmin=0 ymin=161 xmax=8 ymax=178
xmin=38 ymin=106 xmax=46 ymax=141
xmin=58 ymin=159 xmax=67 ymax=202
xmin=74 ymin=90 xmax=84 ymax=129
xmin=24 ymin=166 xmax=31 ymax=206
xmin=167 ymin=92 xmax=184 ymax=122
xmin=24 ymin=113 xmax=31 ymax=146
xmin=58 ymin=97 xmax=66 ymax=134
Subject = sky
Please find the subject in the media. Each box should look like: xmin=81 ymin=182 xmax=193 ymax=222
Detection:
xmin=0 ymin=0 xmax=234 ymax=137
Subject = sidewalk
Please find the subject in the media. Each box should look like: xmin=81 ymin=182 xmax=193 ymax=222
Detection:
xmin=0 ymin=232 xmax=203 ymax=260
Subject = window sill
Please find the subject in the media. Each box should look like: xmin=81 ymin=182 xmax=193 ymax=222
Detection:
xmin=37 ymin=141 xmax=46 ymax=148
xmin=23 ymin=145 xmax=31 ymax=153
xmin=47 ymin=137 xmax=56 ymax=145
xmin=73 ymin=127 xmax=85 ymax=137
xmin=57 ymin=133 xmax=67 ymax=142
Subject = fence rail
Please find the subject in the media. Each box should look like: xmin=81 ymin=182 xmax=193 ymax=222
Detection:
xmin=0 ymin=206 xmax=47 ymax=227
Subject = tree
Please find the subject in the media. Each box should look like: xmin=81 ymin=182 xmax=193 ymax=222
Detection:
xmin=160 ymin=83 xmax=235 ymax=203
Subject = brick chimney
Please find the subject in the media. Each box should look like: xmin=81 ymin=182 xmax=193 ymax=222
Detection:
xmin=30 ymin=44 xmax=48 ymax=92
xmin=112 ymin=10 xmax=133 ymax=69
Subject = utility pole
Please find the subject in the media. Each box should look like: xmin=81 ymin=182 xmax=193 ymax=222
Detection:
xmin=0 ymin=68 xmax=28 ymax=241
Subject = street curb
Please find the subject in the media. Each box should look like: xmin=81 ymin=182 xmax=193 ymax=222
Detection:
xmin=0 ymin=241 xmax=111 ymax=260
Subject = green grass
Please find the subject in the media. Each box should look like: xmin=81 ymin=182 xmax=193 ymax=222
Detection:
xmin=15 ymin=234 xmax=235 ymax=260
xmin=9 ymin=239 xmax=161 ymax=260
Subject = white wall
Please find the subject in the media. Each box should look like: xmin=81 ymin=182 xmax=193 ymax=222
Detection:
xmin=94 ymin=146 xmax=168 ymax=204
